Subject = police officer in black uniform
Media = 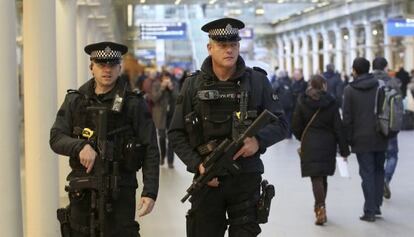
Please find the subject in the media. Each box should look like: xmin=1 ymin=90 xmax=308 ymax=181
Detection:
xmin=168 ymin=18 xmax=288 ymax=237
xmin=50 ymin=42 xmax=159 ymax=237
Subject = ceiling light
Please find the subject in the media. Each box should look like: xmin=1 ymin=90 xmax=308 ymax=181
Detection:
xmin=140 ymin=0 xmax=145 ymax=3
xmin=255 ymin=8 xmax=264 ymax=15
xmin=209 ymin=0 xmax=217 ymax=4
xmin=343 ymin=35 xmax=349 ymax=40
xmin=372 ymin=29 xmax=378 ymax=36
xmin=278 ymin=0 xmax=285 ymax=3
xmin=303 ymin=7 xmax=315 ymax=13
xmin=127 ymin=4 xmax=133 ymax=27
xmin=175 ymin=0 xmax=181 ymax=4
xmin=312 ymin=0 xmax=319 ymax=2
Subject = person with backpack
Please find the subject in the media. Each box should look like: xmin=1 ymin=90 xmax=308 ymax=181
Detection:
xmin=372 ymin=57 xmax=403 ymax=199
xmin=343 ymin=57 xmax=388 ymax=222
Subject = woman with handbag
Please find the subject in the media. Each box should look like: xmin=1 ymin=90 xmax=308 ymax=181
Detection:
xmin=292 ymin=75 xmax=350 ymax=225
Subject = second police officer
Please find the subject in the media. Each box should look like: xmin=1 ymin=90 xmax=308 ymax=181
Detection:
xmin=50 ymin=42 xmax=159 ymax=236
xmin=168 ymin=18 xmax=288 ymax=237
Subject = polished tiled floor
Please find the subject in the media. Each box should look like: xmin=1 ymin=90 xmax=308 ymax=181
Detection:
xmin=136 ymin=131 xmax=414 ymax=237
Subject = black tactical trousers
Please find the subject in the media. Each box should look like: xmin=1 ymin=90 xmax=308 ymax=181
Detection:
xmin=187 ymin=173 xmax=262 ymax=237
xmin=68 ymin=187 xmax=140 ymax=237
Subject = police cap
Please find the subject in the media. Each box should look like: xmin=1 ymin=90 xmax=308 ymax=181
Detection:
xmin=84 ymin=41 xmax=128 ymax=65
xmin=201 ymin=18 xmax=245 ymax=42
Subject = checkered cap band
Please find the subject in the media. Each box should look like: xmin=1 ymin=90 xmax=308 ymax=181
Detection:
xmin=208 ymin=24 xmax=239 ymax=38
xmin=90 ymin=46 xmax=122 ymax=60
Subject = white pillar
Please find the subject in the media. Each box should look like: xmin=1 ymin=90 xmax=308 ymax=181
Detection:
xmin=302 ymin=34 xmax=311 ymax=80
xmin=277 ymin=37 xmax=285 ymax=70
xmin=335 ymin=28 xmax=344 ymax=73
xmin=77 ymin=5 xmax=90 ymax=85
xmin=284 ymin=37 xmax=293 ymax=76
xmin=293 ymin=38 xmax=301 ymax=69
xmin=404 ymin=37 xmax=414 ymax=72
xmin=348 ymin=26 xmax=358 ymax=68
xmin=56 ymin=0 xmax=77 ymax=198
xmin=0 ymin=1 xmax=23 ymax=236
xmin=23 ymin=0 xmax=59 ymax=236
xmin=322 ymin=29 xmax=331 ymax=69
xmin=311 ymin=32 xmax=320 ymax=74
xmin=383 ymin=21 xmax=394 ymax=69
xmin=365 ymin=22 xmax=374 ymax=63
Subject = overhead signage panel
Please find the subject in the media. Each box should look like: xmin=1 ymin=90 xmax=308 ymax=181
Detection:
xmin=139 ymin=22 xmax=187 ymax=40
xmin=387 ymin=18 xmax=414 ymax=36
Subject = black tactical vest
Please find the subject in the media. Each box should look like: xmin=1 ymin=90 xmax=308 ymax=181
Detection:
xmin=69 ymin=90 xmax=134 ymax=170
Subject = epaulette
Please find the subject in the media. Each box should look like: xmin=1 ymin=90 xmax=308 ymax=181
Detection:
xmin=66 ymin=89 xmax=80 ymax=94
xmin=252 ymin=66 xmax=267 ymax=76
xmin=187 ymin=70 xmax=200 ymax=78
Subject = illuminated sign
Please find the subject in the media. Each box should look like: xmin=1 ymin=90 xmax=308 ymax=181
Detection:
xmin=139 ymin=22 xmax=187 ymax=40
xmin=387 ymin=18 xmax=414 ymax=36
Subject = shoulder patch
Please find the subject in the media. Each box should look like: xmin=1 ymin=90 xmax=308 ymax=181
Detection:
xmin=252 ymin=67 xmax=267 ymax=76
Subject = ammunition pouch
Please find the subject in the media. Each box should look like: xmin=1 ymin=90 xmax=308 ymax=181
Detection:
xmin=57 ymin=206 xmax=71 ymax=237
xmin=232 ymin=110 xmax=257 ymax=140
xmin=123 ymin=137 xmax=146 ymax=172
xmin=184 ymin=111 xmax=203 ymax=148
xmin=256 ymin=180 xmax=275 ymax=224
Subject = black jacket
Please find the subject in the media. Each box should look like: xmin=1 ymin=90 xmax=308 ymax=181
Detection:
xmin=272 ymin=77 xmax=294 ymax=110
xmin=342 ymin=73 xmax=388 ymax=153
xmin=323 ymin=71 xmax=344 ymax=108
xmin=168 ymin=56 xmax=288 ymax=174
xmin=50 ymin=78 xmax=159 ymax=200
xmin=291 ymin=78 xmax=308 ymax=108
xmin=292 ymin=92 xmax=349 ymax=177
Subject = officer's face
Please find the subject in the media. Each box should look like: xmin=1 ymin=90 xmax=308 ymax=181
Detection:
xmin=91 ymin=62 xmax=121 ymax=89
xmin=208 ymin=40 xmax=240 ymax=69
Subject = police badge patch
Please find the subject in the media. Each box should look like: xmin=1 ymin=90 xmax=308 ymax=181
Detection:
xmin=272 ymin=93 xmax=279 ymax=101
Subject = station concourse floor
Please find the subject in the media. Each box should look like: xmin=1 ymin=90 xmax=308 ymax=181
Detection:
xmin=135 ymin=130 xmax=414 ymax=237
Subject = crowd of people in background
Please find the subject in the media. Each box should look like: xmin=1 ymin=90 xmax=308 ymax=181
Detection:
xmin=271 ymin=56 xmax=414 ymax=224
xmin=120 ymin=53 xmax=190 ymax=169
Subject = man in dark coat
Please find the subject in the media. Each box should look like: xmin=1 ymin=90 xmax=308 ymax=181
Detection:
xmin=50 ymin=42 xmax=159 ymax=236
xmin=291 ymin=68 xmax=308 ymax=109
xmin=396 ymin=66 xmax=410 ymax=98
xmin=168 ymin=18 xmax=288 ymax=237
xmin=343 ymin=57 xmax=388 ymax=222
xmin=372 ymin=57 xmax=402 ymax=200
xmin=322 ymin=63 xmax=344 ymax=108
xmin=272 ymin=70 xmax=294 ymax=138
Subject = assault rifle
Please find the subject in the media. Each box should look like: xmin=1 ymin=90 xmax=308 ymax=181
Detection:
xmin=64 ymin=107 xmax=120 ymax=237
xmin=181 ymin=109 xmax=278 ymax=203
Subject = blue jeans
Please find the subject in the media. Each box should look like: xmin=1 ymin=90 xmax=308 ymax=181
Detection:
xmin=385 ymin=136 xmax=399 ymax=183
xmin=356 ymin=152 xmax=386 ymax=216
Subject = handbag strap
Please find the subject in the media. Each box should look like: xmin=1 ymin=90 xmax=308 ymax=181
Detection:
xmin=300 ymin=108 xmax=321 ymax=142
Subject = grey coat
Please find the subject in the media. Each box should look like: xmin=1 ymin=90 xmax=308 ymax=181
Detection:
xmin=151 ymin=79 xmax=178 ymax=129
